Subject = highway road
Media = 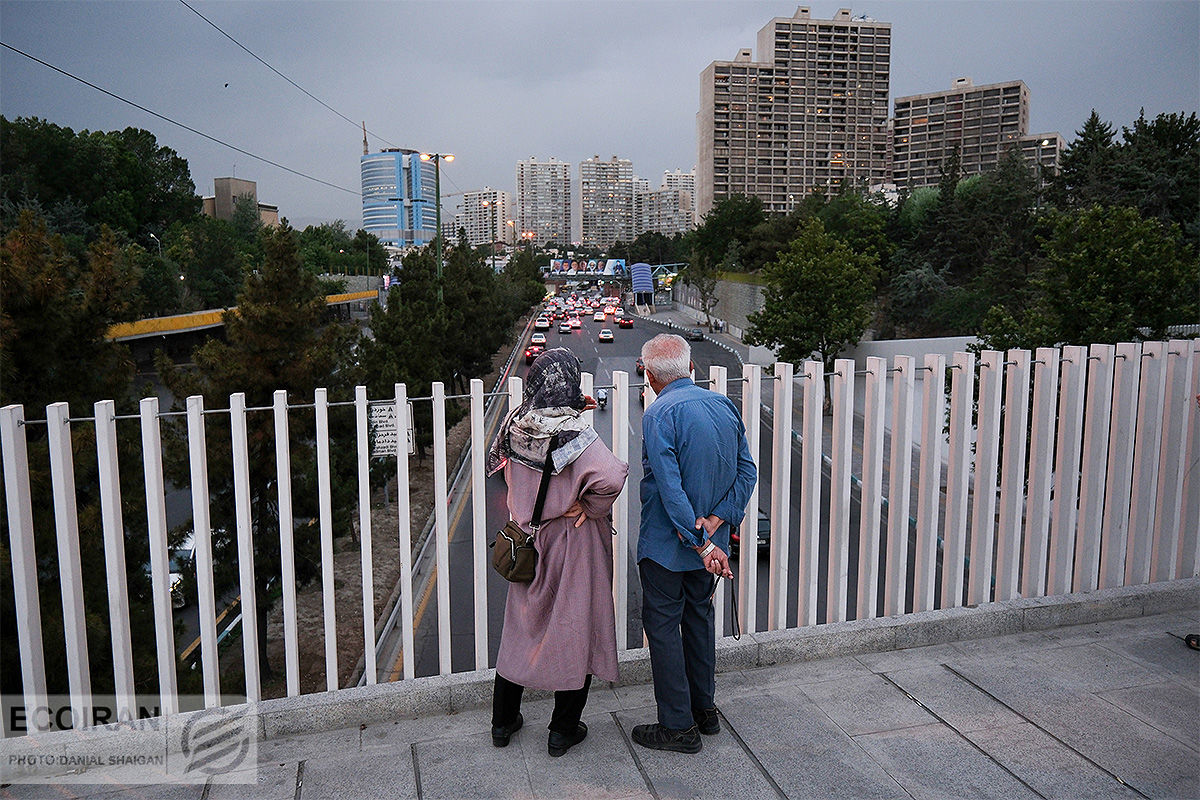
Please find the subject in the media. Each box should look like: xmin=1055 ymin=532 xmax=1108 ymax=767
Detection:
xmin=376 ymin=308 xmax=882 ymax=681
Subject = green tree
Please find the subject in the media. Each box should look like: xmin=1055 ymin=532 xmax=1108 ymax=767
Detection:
xmin=1050 ymin=110 xmax=1118 ymax=210
xmin=691 ymin=194 xmax=765 ymax=269
xmin=979 ymin=205 xmax=1199 ymax=350
xmin=158 ymin=223 xmax=357 ymax=682
xmin=745 ymin=219 xmax=878 ymax=379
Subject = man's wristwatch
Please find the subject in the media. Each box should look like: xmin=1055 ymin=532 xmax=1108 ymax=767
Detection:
xmin=699 ymin=541 xmax=716 ymax=558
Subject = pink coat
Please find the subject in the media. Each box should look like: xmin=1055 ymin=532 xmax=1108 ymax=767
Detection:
xmin=495 ymin=438 xmax=629 ymax=691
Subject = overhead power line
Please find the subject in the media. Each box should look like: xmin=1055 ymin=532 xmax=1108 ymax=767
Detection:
xmin=0 ymin=41 xmax=359 ymax=196
xmin=177 ymin=0 xmax=403 ymax=151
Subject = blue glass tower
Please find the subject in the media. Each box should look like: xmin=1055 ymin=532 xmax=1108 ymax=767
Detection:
xmin=361 ymin=149 xmax=437 ymax=248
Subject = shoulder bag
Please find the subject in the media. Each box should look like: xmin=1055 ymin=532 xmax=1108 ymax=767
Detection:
xmin=490 ymin=433 xmax=559 ymax=583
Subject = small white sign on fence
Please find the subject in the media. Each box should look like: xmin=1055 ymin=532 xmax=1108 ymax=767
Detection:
xmin=369 ymin=402 xmax=414 ymax=457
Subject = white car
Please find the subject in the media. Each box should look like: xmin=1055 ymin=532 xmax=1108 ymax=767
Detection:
xmin=531 ymin=332 xmax=546 ymax=345
xmin=534 ymin=317 xmax=551 ymax=331
xmin=593 ymin=312 xmax=606 ymax=322
xmin=598 ymin=329 xmax=614 ymax=343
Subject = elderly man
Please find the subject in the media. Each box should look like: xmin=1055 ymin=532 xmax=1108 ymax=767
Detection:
xmin=632 ymin=333 xmax=757 ymax=753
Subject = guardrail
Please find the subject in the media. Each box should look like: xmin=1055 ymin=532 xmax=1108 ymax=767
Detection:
xmin=2 ymin=339 xmax=1197 ymax=733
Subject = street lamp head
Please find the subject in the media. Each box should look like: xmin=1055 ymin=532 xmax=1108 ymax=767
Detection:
xmin=419 ymin=153 xmax=431 ymax=162
xmin=443 ymin=154 xmax=454 ymax=163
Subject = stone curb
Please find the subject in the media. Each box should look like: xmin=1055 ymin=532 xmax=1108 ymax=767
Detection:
xmin=6 ymin=577 xmax=1196 ymax=780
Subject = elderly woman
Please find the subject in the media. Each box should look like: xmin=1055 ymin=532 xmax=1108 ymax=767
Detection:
xmin=486 ymin=348 xmax=629 ymax=757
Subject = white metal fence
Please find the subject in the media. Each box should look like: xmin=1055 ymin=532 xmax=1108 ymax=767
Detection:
xmin=2 ymin=339 xmax=1197 ymax=733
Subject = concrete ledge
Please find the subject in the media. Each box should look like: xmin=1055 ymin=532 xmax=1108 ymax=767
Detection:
xmin=6 ymin=577 xmax=1195 ymax=771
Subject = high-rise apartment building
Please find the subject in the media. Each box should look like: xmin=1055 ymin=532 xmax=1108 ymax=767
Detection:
xmin=893 ymin=78 xmax=1043 ymax=190
xmin=1019 ymin=132 xmax=1064 ymax=191
xmin=697 ymin=7 xmax=891 ymax=218
xmin=515 ymin=158 xmax=571 ymax=246
xmin=661 ymin=168 xmax=697 ymax=226
xmin=361 ymin=149 xmax=436 ymax=248
xmin=640 ymin=189 xmax=695 ymax=237
xmin=454 ymin=188 xmax=514 ymax=248
xmin=579 ymin=155 xmax=635 ymax=248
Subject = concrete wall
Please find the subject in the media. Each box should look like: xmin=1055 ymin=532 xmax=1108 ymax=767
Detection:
xmin=675 ymin=278 xmax=766 ymax=340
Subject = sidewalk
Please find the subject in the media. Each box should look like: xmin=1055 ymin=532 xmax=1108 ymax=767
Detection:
xmin=4 ymin=591 xmax=1197 ymax=799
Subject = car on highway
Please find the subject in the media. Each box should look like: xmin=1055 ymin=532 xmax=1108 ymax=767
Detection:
xmin=593 ymin=311 xmax=606 ymax=322
xmin=558 ymin=322 xmax=572 ymax=334
xmin=730 ymin=508 xmax=770 ymax=557
xmin=569 ymin=317 xmax=582 ymax=329
xmin=618 ymin=317 xmax=634 ymax=329
xmin=531 ymin=332 xmax=546 ymax=345
xmin=598 ymin=329 xmax=614 ymax=343
xmin=524 ymin=344 xmax=544 ymax=364
xmin=534 ymin=317 xmax=551 ymax=331
xmin=685 ymin=327 xmax=705 ymax=341
xmin=635 ymin=356 xmax=644 ymax=375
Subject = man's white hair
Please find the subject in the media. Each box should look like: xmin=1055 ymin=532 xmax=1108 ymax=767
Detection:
xmin=641 ymin=334 xmax=691 ymax=383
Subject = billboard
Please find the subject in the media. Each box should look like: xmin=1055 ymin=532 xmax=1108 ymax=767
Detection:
xmin=546 ymin=258 xmax=626 ymax=276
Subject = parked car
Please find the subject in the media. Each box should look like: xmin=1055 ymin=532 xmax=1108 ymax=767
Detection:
xmin=730 ymin=508 xmax=770 ymax=557
xmin=530 ymin=332 xmax=546 ymax=345
xmin=598 ymin=329 xmax=614 ymax=343
xmin=685 ymin=327 xmax=705 ymax=341
xmin=524 ymin=344 xmax=544 ymax=364
xmin=618 ymin=317 xmax=634 ymax=329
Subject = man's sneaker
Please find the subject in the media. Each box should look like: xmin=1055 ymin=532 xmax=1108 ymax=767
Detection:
xmin=631 ymin=722 xmax=702 ymax=754
xmin=693 ymin=707 xmax=720 ymax=736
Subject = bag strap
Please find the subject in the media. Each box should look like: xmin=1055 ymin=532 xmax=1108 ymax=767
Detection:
xmin=529 ymin=433 xmax=560 ymax=531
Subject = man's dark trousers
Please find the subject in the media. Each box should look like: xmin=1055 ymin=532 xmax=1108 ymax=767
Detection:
xmin=639 ymin=558 xmax=716 ymax=731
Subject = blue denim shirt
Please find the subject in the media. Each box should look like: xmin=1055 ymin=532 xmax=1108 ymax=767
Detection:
xmin=638 ymin=377 xmax=758 ymax=572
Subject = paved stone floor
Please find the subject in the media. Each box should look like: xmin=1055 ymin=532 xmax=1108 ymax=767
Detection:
xmin=3 ymin=611 xmax=1197 ymax=799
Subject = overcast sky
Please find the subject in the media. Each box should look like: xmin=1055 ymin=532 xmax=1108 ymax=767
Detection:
xmin=2 ymin=0 xmax=1197 ymax=230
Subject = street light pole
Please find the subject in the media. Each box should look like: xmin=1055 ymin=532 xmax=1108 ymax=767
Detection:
xmin=420 ymin=152 xmax=454 ymax=303
xmin=148 ymin=232 xmax=162 ymax=257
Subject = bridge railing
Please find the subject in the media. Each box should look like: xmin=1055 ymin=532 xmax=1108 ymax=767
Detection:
xmin=2 ymin=339 xmax=1197 ymax=734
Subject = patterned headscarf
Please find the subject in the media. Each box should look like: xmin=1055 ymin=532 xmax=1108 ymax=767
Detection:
xmin=486 ymin=347 xmax=597 ymax=476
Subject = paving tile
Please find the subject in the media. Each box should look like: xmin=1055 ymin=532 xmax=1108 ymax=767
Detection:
xmin=413 ymin=726 xmax=533 ymax=799
xmin=1095 ymin=631 xmax=1200 ymax=689
xmin=884 ymin=665 xmax=1024 ymax=733
xmin=1022 ymin=643 xmax=1162 ymax=692
xmin=951 ymin=659 xmax=1200 ymax=799
xmin=798 ymin=674 xmax=935 ymax=736
xmin=207 ymin=761 xmax=298 ymax=800
xmin=965 ymin=722 xmax=1144 ymax=800
xmin=298 ymin=748 xmax=417 ymax=799
xmin=360 ymin=707 xmax=490 ymax=751
xmin=0 ymin=781 xmax=204 ymax=799
xmin=521 ymin=713 xmax=650 ymax=800
xmin=855 ymin=723 xmax=1041 ymax=800
xmin=1098 ymin=681 xmax=1199 ymax=749
xmin=721 ymin=689 xmax=909 ymax=799
xmin=945 ymin=630 xmax=1057 ymax=663
xmin=616 ymin=706 xmax=779 ymax=800
xmin=854 ymin=643 xmax=960 ymax=674
xmin=255 ymin=725 xmax=360 ymax=764
xmin=1040 ymin=613 xmax=1194 ymax=647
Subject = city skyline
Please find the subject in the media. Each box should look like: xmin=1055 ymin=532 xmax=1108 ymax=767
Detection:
xmin=1 ymin=1 xmax=1196 ymax=230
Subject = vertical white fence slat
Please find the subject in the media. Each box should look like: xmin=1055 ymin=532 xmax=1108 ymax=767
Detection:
xmin=739 ymin=363 xmax=762 ymax=633
xmin=1153 ymin=343 xmax=1192 ymax=581
xmin=229 ymin=393 xmax=260 ymax=702
xmin=969 ymin=352 xmax=1003 ymax=606
xmin=0 ymin=405 xmax=49 ymax=732
xmin=995 ymin=350 xmax=1031 ymax=602
xmin=827 ymin=359 xmax=854 ymax=623
xmin=708 ymin=366 xmax=728 ymax=638
xmin=857 ymin=357 xmax=887 ymax=620
xmin=469 ymin=379 xmax=489 ymax=670
xmin=1049 ymin=346 xmax=1087 ymax=595
xmin=355 ymin=386 xmax=377 ymax=684
xmin=1076 ymin=344 xmax=1115 ymax=593
xmin=914 ymin=353 xmax=946 ymax=612
xmin=138 ymin=397 xmax=177 ymax=714
xmin=1023 ymin=349 xmax=1059 ymax=598
xmin=1099 ymin=343 xmax=1142 ymax=589
xmin=1127 ymin=342 xmax=1166 ymax=585
xmin=314 ymin=389 xmax=339 ymax=690
xmin=394 ymin=384 xmax=415 ymax=680
xmin=94 ymin=400 xmax=135 ymax=718
xmin=186 ymin=396 xmax=221 ymax=706
xmin=884 ymin=355 xmax=915 ymax=616
xmin=47 ymin=402 xmax=92 ymax=726
xmin=581 ymin=371 xmax=594 ymax=429
xmin=942 ymin=351 xmax=975 ymax=609
xmin=768 ymin=361 xmax=794 ymax=631
xmin=612 ymin=370 xmax=631 ymax=647
xmin=273 ymin=391 xmax=300 ymax=696
xmin=432 ymin=382 xmax=452 ymax=674
xmin=1179 ymin=342 xmax=1200 ymax=578
xmin=797 ymin=361 xmax=823 ymax=627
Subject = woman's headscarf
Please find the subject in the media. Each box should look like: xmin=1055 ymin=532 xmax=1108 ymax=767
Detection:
xmin=486 ymin=347 xmax=597 ymax=476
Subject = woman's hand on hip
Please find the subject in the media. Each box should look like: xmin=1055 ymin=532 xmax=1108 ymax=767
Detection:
xmin=564 ymin=500 xmax=589 ymax=528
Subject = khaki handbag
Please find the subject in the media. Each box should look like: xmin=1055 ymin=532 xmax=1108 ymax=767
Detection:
xmin=490 ymin=433 xmax=558 ymax=583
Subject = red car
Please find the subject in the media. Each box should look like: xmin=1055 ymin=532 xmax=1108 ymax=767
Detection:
xmin=524 ymin=344 xmax=544 ymax=364
xmin=617 ymin=317 xmax=634 ymax=328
